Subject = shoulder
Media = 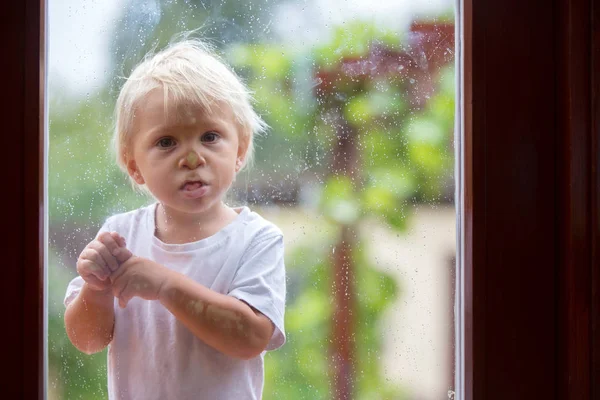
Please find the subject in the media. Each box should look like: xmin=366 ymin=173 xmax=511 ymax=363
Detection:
xmin=103 ymin=203 xmax=155 ymax=231
xmin=238 ymin=207 xmax=284 ymax=244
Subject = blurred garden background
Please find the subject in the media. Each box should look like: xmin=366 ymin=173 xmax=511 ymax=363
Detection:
xmin=47 ymin=0 xmax=456 ymax=399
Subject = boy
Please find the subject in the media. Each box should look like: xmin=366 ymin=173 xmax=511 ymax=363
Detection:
xmin=64 ymin=39 xmax=286 ymax=400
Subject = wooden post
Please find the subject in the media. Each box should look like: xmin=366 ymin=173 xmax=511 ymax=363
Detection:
xmin=329 ymin=107 xmax=359 ymax=400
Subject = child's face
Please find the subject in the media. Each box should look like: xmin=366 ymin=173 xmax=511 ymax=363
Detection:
xmin=126 ymin=89 xmax=245 ymax=215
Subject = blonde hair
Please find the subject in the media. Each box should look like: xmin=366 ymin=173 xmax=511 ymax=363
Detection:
xmin=111 ymin=38 xmax=267 ymax=194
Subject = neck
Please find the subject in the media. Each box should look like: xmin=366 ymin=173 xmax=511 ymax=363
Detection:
xmin=155 ymin=202 xmax=239 ymax=244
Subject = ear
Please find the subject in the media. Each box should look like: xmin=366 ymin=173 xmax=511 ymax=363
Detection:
xmin=236 ymin=134 xmax=249 ymax=171
xmin=235 ymin=157 xmax=244 ymax=173
xmin=126 ymin=158 xmax=145 ymax=185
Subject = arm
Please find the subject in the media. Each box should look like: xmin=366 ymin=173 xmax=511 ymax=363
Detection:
xmin=109 ymin=256 xmax=274 ymax=360
xmin=64 ymin=230 xmax=131 ymax=355
xmin=64 ymin=284 xmax=115 ymax=355
xmin=159 ymin=269 xmax=275 ymax=360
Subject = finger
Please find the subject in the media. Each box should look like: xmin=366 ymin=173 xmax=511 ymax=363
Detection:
xmin=82 ymin=274 xmax=110 ymax=291
xmin=112 ymin=278 xmax=132 ymax=308
xmin=110 ymin=255 xmax=136 ymax=283
xmin=118 ymin=295 xmax=130 ymax=309
xmin=111 ymin=232 xmax=126 ymax=248
xmin=110 ymin=265 xmax=123 ymax=283
xmin=77 ymin=255 xmax=109 ymax=281
xmin=97 ymin=232 xmax=122 ymax=263
xmin=111 ymin=274 xmax=129 ymax=301
xmin=114 ymin=247 xmax=134 ymax=264
xmin=98 ymin=232 xmax=122 ymax=256
xmin=88 ymin=240 xmax=119 ymax=272
xmin=78 ymin=248 xmax=106 ymax=273
xmin=81 ymin=248 xmax=111 ymax=278
xmin=118 ymin=281 xmax=135 ymax=308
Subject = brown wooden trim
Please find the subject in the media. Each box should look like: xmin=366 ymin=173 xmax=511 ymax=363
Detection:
xmin=556 ymin=0 xmax=593 ymax=398
xmin=464 ymin=0 xmax=559 ymax=398
xmin=2 ymin=2 xmax=26 ymax=394
xmin=461 ymin=0 xmax=477 ymax=398
xmin=0 ymin=0 xmax=45 ymax=397
xmin=592 ymin=0 xmax=600 ymax=397
xmin=25 ymin=0 xmax=46 ymax=398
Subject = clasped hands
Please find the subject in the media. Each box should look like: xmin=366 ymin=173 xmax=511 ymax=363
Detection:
xmin=76 ymin=232 xmax=169 ymax=308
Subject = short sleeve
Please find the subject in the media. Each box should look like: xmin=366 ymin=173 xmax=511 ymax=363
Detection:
xmin=228 ymin=234 xmax=286 ymax=351
xmin=63 ymin=217 xmax=114 ymax=308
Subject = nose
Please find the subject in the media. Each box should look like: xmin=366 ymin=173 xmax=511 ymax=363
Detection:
xmin=178 ymin=150 xmax=204 ymax=169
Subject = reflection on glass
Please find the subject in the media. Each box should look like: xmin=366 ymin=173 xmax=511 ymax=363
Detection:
xmin=48 ymin=0 xmax=455 ymax=399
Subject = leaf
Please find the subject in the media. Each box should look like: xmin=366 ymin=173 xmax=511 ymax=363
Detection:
xmin=406 ymin=118 xmax=445 ymax=146
xmin=320 ymin=176 xmax=362 ymax=225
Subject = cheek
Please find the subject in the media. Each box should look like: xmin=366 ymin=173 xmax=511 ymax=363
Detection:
xmin=214 ymin=161 xmax=237 ymax=183
xmin=144 ymin=151 xmax=171 ymax=167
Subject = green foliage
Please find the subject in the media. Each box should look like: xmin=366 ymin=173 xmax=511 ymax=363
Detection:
xmin=227 ymin=43 xmax=320 ymax=173
xmin=403 ymin=67 xmax=455 ymax=201
xmin=110 ymin=0 xmax=286 ymax=82
xmin=321 ymin=176 xmax=361 ymax=225
xmin=314 ymin=21 xmax=402 ymax=69
xmin=352 ymin=242 xmax=407 ymax=399
xmin=232 ymin=20 xmax=454 ymax=399
xmin=48 ymin=6 xmax=454 ymax=398
xmin=49 ymin=95 xmax=152 ymax=226
xmin=264 ymin=231 xmax=406 ymax=399
xmin=47 ymin=252 xmax=108 ymax=400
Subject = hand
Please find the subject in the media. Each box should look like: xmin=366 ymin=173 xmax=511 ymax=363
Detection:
xmin=76 ymin=231 xmax=133 ymax=291
xmin=110 ymin=256 xmax=171 ymax=308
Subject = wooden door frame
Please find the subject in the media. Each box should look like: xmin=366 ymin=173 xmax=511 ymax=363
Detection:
xmin=2 ymin=0 xmax=46 ymax=399
xmin=591 ymin=0 xmax=600 ymax=396
xmin=463 ymin=0 xmax=599 ymax=398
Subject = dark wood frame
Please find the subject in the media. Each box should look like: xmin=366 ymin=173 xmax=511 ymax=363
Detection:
xmin=2 ymin=0 xmax=46 ymax=399
xmin=594 ymin=1 xmax=600 ymax=395
xmin=2 ymin=0 xmax=598 ymax=398
xmin=463 ymin=0 xmax=600 ymax=398
xmin=557 ymin=0 xmax=594 ymax=397
xmin=592 ymin=0 xmax=600 ymax=396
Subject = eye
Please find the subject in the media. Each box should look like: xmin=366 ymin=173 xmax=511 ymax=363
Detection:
xmin=156 ymin=137 xmax=175 ymax=148
xmin=201 ymin=132 xmax=219 ymax=143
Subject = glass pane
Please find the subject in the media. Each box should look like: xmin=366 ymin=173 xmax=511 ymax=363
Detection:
xmin=47 ymin=0 xmax=456 ymax=399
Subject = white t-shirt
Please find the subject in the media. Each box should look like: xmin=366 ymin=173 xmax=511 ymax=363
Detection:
xmin=64 ymin=202 xmax=286 ymax=400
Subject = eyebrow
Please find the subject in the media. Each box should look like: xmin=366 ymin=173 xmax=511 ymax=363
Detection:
xmin=152 ymin=119 xmax=232 ymax=137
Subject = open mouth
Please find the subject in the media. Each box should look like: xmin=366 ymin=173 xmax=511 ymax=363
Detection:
xmin=181 ymin=181 xmax=205 ymax=191
xmin=179 ymin=180 xmax=209 ymax=199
